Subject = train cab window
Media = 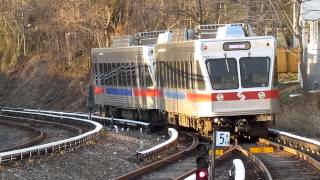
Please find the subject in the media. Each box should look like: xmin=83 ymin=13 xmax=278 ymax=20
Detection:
xmin=240 ymin=57 xmax=270 ymax=88
xmin=195 ymin=61 xmax=206 ymax=90
xmin=206 ymin=58 xmax=238 ymax=90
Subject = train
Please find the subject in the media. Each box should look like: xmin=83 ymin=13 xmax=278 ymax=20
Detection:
xmin=91 ymin=24 xmax=279 ymax=137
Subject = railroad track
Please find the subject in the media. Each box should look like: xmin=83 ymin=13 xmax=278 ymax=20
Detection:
xmin=233 ymin=129 xmax=320 ymax=180
xmin=0 ymin=119 xmax=44 ymax=152
xmin=2 ymin=108 xmax=320 ymax=179
xmin=0 ymin=108 xmax=102 ymax=165
xmin=115 ymin=132 xmax=198 ymax=180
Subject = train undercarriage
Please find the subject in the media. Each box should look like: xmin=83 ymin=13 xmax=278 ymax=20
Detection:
xmin=99 ymin=105 xmax=271 ymax=138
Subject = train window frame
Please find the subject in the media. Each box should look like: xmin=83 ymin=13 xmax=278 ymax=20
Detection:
xmin=195 ymin=60 xmax=206 ymax=90
xmin=205 ymin=58 xmax=239 ymax=90
xmin=239 ymin=57 xmax=270 ymax=88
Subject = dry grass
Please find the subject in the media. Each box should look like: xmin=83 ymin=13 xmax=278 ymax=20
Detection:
xmin=275 ymin=83 xmax=320 ymax=137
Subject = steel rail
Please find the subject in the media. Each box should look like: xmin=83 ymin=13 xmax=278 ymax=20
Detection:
xmin=268 ymin=128 xmax=320 ymax=158
xmin=0 ymin=109 xmax=103 ymax=165
xmin=174 ymin=146 xmax=237 ymax=180
xmin=0 ymin=119 xmax=45 ymax=152
xmin=136 ymin=128 xmax=178 ymax=163
xmin=235 ymin=145 xmax=273 ymax=180
xmin=115 ymin=132 xmax=199 ymax=180
xmin=20 ymin=108 xmax=150 ymax=130
xmin=259 ymin=138 xmax=320 ymax=172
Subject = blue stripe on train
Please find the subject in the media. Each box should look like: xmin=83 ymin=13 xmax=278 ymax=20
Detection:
xmin=105 ymin=88 xmax=132 ymax=96
xmin=164 ymin=90 xmax=186 ymax=100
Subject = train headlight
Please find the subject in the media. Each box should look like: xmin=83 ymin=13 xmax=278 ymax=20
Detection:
xmin=258 ymin=92 xmax=266 ymax=99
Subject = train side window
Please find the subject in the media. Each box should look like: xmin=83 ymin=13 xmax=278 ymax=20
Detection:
xmin=195 ymin=61 xmax=206 ymax=90
xmin=137 ymin=62 xmax=144 ymax=88
xmin=169 ymin=61 xmax=173 ymax=88
xmin=160 ymin=62 xmax=164 ymax=88
xmin=190 ymin=60 xmax=194 ymax=89
xmin=103 ymin=63 xmax=108 ymax=86
xmin=166 ymin=61 xmax=170 ymax=88
xmin=112 ymin=63 xmax=117 ymax=86
xmin=172 ymin=61 xmax=176 ymax=88
xmin=156 ymin=61 xmax=161 ymax=87
xmin=107 ymin=63 xmax=112 ymax=86
xmin=185 ymin=61 xmax=189 ymax=89
xmin=131 ymin=63 xmax=137 ymax=87
xmin=180 ymin=61 xmax=185 ymax=89
xmin=176 ymin=61 xmax=180 ymax=89
xmin=121 ymin=63 xmax=127 ymax=87
xmin=126 ymin=63 xmax=131 ymax=87
xmin=98 ymin=63 xmax=103 ymax=86
xmin=163 ymin=61 xmax=167 ymax=88
xmin=115 ymin=63 xmax=121 ymax=87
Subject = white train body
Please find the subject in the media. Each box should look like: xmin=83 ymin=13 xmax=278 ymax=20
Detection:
xmin=92 ymin=24 xmax=279 ymax=136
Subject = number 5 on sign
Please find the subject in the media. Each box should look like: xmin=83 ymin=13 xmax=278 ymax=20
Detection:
xmin=215 ymin=131 xmax=230 ymax=146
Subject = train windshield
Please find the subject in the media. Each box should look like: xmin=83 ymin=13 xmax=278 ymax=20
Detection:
xmin=205 ymin=58 xmax=238 ymax=90
xmin=240 ymin=57 xmax=270 ymax=88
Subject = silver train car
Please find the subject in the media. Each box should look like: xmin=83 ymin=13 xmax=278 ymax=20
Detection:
xmin=92 ymin=24 xmax=279 ymax=137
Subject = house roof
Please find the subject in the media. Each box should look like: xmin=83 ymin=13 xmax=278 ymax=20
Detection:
xmin=302 ymin=0 xmax=320 ymax=21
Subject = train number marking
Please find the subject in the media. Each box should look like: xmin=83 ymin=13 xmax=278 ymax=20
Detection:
xmin=215 ymin=131 xmax=230 ymax=147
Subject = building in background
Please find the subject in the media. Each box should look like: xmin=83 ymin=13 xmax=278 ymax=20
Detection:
xmin=301 ymin=0 xmax=320 ymax=90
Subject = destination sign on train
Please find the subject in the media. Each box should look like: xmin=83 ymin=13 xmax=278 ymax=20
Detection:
xmin=223 ymin=41 xmax=251 ymax=51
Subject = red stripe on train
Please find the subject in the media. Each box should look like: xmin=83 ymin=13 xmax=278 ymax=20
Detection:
xmin=133 ymin=89 xmax=163 ymax=97
xmin=94 ymin=86 xmax=104 ymax=95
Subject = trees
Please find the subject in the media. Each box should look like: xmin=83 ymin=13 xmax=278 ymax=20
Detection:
xmin=268 ymin=0 xmax=309 ymax=92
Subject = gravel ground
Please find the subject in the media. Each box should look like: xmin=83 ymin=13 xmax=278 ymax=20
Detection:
xmin=0 ymin=124 xmax=37 ymax=151
xmin=0 ymin=129 xmax=167 ymax=180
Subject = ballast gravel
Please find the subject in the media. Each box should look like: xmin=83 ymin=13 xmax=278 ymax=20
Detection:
xmin=0 ymin=129 xmax=167 ymax=180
